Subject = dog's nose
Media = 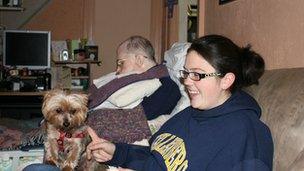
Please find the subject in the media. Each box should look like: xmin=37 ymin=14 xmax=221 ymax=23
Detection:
xmin=63 ymin=121 xmax=70 ymax=127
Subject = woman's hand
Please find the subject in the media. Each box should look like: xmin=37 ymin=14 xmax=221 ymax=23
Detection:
xmin=86 ymin=127 xmax=116 ymax=162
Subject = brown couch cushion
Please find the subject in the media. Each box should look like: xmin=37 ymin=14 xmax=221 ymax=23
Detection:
xmin=246 ymin=68 xmax=304 ymax=171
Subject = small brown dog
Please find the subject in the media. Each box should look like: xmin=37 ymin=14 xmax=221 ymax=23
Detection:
xmin=42 ymin=89 xmax=107 ymax=171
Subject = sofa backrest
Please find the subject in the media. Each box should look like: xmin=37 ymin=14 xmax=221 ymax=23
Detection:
xmin=246 ymin=67 xmax=304 ymax=171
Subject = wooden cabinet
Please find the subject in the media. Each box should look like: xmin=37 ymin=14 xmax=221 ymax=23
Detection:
xmin=0 ymin=91 xmax=44 ymax=117
xmin=52 ymin=60 xmax=101 ymax=91
xmin=0 ymin=6 xmax=24 ymax=11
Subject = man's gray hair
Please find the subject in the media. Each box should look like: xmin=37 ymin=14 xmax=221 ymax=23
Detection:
xmin=119 ymin=35 xmax=155 ymax=61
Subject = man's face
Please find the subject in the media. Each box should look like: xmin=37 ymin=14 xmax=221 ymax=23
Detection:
xmin=116 ymin=47 xmax=137 ymax=75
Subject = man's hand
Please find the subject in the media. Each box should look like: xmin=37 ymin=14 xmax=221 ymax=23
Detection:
xmin=86 ymin=127 xmax=116 ymax=162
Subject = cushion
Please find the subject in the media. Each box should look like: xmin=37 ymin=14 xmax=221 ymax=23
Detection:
xmin=164 ymin=42 xmax=191 ymax=115
xmin=145 ymin=43 xmax=192 ymax=134
xmin=87 ymin=105 xmax=151 ymax=144
xmin=107 ymin=79 xmax=161 ymax=108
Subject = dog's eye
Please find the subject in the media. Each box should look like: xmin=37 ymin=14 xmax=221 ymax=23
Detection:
xmin=70 ymin=109 xmax=77 ymax=114
xmin=56 ymin=108 xmax=63 ymax=114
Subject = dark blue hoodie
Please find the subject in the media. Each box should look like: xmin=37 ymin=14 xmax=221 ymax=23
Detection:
xmin=107 ymin=90 xmax=274 ymax=171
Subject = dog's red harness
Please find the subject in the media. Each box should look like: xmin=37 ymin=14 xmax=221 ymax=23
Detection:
xmin=57 ymin=131 xmax=85 ymax=152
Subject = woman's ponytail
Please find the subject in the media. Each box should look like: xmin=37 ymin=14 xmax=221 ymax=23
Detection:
xmin=240 ymin=44 xmax=265 ymax=87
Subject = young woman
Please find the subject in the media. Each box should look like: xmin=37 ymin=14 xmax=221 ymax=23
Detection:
xmin=86 ymin=35 xmax=273 ymax=171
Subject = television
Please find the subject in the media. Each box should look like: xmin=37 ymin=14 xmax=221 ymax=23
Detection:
xmin=3 ymin=30 xmax=51 ymax=70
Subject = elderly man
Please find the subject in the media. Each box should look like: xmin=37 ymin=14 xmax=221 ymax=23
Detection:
xmin=89 ymin=35 xmax=181 ymax=120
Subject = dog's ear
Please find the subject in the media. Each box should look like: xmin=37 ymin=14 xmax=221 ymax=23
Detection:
xmin=69 ymin=93 xmax=89 ymax=113
xmin=42 ymin=89 xmax=65 ymax=112
xmin=43 ymin=90 xmax=53 ymax=102
xmin=73 ymin=93 xmax=89 ymax=106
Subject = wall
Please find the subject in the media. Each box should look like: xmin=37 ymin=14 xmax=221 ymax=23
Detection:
xmin=0 ymin=0 xmax=50 ymax=30
xmin=201 ymin=0 xmax=304 ymax=70
xmin=91 ymin=0 xmax=151 ymax=78
xmin=20 ymin=0 xmax=151 ymax=78
xmin=22 ymin=0 xmax=86 ymax=40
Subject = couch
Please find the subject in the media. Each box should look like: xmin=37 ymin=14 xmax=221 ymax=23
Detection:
xmin=246 ymin=67 xmax=304 ymax=171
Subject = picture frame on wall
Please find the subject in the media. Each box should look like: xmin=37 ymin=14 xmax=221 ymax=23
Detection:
xmin=219 ymin=0 xmax=235 ymax=5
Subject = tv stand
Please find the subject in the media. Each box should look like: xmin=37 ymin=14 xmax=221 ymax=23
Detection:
xmin=0 ymin=91 xmax=45 ymax=117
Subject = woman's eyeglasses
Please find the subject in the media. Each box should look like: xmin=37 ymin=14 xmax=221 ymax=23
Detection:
xmin=179 ymin=70 xmax=222 ymax=81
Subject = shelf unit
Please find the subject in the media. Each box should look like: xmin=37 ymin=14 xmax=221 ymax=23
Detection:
xmin=0 ymin=6 xmax=24 ymax=11
xmin=52 ymin=60 xmax=101 ymax=91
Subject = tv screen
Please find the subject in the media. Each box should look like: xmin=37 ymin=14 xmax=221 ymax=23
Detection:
xmin=3 ymin=30 xmax=51 ymax=70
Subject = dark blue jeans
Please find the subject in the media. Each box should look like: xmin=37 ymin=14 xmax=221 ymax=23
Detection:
xmin=23 ymin=163 xmax=60 ymax=171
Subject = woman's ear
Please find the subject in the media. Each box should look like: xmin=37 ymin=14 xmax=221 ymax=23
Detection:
xmin=220 ymin=72 xmax=235 ymax=90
